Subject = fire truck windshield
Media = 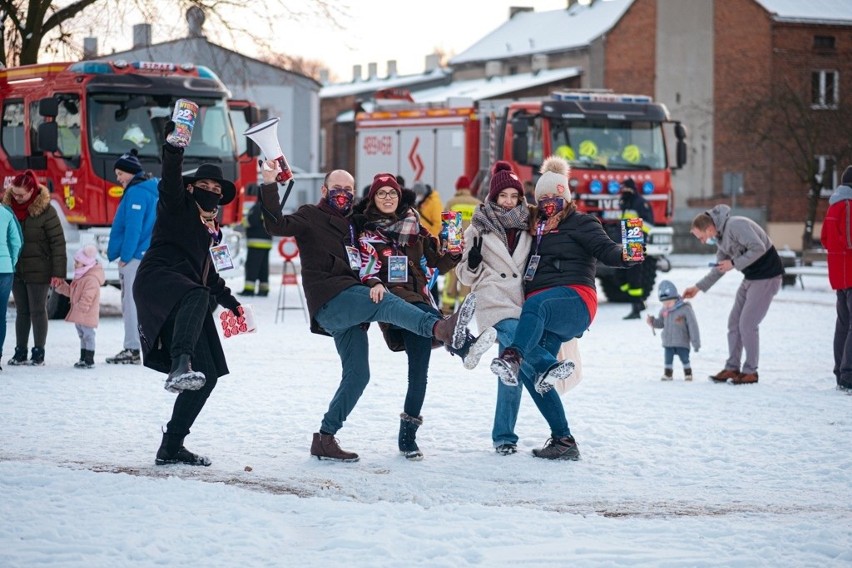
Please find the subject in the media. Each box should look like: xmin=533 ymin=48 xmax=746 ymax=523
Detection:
xmin=550 ymin=119 xmax=666 ymax=171
xmin=87 ymin=96 xmax=234 ymax=159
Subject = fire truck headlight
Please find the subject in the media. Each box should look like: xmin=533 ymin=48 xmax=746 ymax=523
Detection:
xmin=590 ymin=180 xmax=603 ymax=194
xmin=608 ymin=180 xmax=620 ymax=194
xmin=642 ymin=180 xmax=655 ymax=194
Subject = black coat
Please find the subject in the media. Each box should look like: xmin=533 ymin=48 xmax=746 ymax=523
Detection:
xmin=259 ymin=182 xmax=361 ymax=335
xmin=133 ymin=144 xmax=236 ymax=375
xmin=525 ymin=209 xmax=631 ymax=295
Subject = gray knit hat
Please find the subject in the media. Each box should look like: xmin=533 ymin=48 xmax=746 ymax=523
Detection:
xmin=658 ymin=280 xmax=679 ymax=301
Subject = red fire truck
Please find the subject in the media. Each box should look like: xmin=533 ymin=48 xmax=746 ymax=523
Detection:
xmin=355 ymin=90 xmax=687 ymax=303
xmin=0 ymin=60 xmax=260 ymax=316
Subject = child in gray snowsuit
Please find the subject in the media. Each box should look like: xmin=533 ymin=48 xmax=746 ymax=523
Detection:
xmin=647 ymin=280 xmax=701 ymax=381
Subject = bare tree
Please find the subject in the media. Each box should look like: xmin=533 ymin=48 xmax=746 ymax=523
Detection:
xmin=736 ymin=80 xmax=852 ymax=249
xmin=260 ymin=52 xmax=331 ymax=83
xmin=0 ymin=0 xmax=346 ymax=67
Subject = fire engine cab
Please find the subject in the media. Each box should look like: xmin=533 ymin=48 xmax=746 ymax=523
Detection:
xmin=0 ymin=60 xmax=257 ymax=316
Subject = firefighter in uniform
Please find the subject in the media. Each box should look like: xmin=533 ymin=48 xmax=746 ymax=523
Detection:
xmin=441 ymin=175 xmax=482 ymax=313
xmin=239 ymin=200 xmax=272 ymax=297
xmin=617 ymin=178 xmax=654 ymax=319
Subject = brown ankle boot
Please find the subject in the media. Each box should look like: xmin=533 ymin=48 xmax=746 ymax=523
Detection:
xmin=310 ymin=432 xmax=359 ymax=462
xmin=431 ymin=294 xmax=476 ymax=349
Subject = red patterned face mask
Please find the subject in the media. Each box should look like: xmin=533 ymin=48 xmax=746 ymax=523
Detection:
xmin=538 ymin=197 xmax=565 ymax=218
xmin=327 ymin=188 xmax=354 ymax=214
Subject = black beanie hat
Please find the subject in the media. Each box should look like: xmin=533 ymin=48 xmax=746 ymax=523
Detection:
xmin=842 ymin=166 xmax=852 ymax=186
xmin=114 ymin=149 xmax=143 ymax=175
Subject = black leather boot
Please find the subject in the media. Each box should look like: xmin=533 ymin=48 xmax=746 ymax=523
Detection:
xmin=398 ymin=413 xmax=423 ymax=461
xmin=155 ymin=432 xmax=211 ymax=466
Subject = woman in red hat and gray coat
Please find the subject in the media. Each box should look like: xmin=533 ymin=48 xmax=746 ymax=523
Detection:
xmin=134 ymin=119 xmax=241 ymax=467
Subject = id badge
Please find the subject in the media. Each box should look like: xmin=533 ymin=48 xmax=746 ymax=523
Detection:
xmin=345 ymin=245 xmax=361 ymax=271
xmin=387 ymin=255 xmax=409 ymax=283
xmin=524 ymin=254 xmax=541 ymax=281
xmin=209 ymin=244 xmax=234 ymax=271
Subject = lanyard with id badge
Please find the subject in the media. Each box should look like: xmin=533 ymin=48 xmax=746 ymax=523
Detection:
xmin=344 ymin=224 xmax=361 ymax=271
xmin=387 ymin=244 xmax=408 ymax=284
xmin=524 ymin=222 xmax=546 ymax=281
xmin=206 ymin=223 xmax=235 ymax=272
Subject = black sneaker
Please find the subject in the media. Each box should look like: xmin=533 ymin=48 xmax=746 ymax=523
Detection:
xmin=446 ymin=327 xmax=497 ymax=370
xmin=106 ymin=349 xmax=141 ymax=364
xmin=495 ymin=443 xmax=517 ymax=456
xmin=7 ymin=347 xmax=28 ymax=366
xmin=532 ymin=436 xmax=580 ymax=461
xmin=164 ymin=355 xmax=206 ymax=393
xmin=29 ymin=347 xmax=45 ymax=366
xmin=155 ymin=446 xmax=211 ymax=466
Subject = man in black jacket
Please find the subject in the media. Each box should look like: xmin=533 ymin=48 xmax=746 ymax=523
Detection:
xmin=134 ymin=120 xmax=242 ymax=467
xmin=259 ymin=161 xmax=476 ymax=462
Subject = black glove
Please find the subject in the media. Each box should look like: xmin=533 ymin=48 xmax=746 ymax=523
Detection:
xmin=219 ymin=294 xmax=241 ymax=317
xmin=467 ymin=236 xmax=483 ymax=270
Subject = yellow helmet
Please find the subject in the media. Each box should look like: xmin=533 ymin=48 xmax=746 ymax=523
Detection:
xmin=578 ymin=139 xmax=598 ymax=158
xmin=555 ymin=145 xmax=575 ymax=160
xmin=621 ymin=144 xmax=641 ymax=163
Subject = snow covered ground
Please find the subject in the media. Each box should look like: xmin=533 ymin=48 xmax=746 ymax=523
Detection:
xmin=1 ymin=254 xmax=849 ymax=567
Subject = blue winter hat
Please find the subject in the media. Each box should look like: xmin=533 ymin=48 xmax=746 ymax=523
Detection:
xmin=658 ymin=280 xmax=679 ymax=301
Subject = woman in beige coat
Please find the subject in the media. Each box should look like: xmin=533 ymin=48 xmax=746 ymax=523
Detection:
xmin=53 ymin=245 xmax=104 ymax=369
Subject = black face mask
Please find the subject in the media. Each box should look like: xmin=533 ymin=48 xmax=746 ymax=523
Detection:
xmin=193 ymin=187 xmax=221 ymax=213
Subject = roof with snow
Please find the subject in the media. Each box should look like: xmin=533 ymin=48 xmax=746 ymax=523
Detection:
xmin=449 ymin=0 xmax=634 ymax=65
xmin=320 ymin=68 xmax=451 ymax=99
xmin=335 ymin=67 xmax=582 ymax=122
xmin=754 ymin=0 xmax=852 ymax=25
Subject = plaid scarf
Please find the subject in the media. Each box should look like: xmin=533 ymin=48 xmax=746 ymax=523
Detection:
xmin=370 ymin=207 xmax=421 ymax=247
xmin=471 ymin=202 xmax=529 ymax=248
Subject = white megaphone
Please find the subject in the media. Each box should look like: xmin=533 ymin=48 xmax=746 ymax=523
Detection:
xmin=244 ymin=117 xmax=293 ymax=184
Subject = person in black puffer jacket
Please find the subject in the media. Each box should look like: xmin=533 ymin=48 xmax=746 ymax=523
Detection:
xmin=490 ymin=155 xmax=640 ymax=461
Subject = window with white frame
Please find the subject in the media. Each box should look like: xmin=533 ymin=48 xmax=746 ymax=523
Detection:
xmin=811 ymin=70 xmax=839 ymax=109
xmin=814 ymin=155 xmax=836 ymax=198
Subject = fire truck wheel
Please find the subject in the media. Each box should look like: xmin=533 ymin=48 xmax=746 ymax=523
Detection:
xmin=598 ymin=257 xmax=658 ymax=304
xmin=46 ymin=287 xmax=71 ymax=320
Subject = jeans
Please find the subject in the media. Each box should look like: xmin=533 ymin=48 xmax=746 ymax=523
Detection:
xmin=0 ymin=272 xmax=13 ymax=358
xmin=399 ymin=302 xmax=440 ymax=418
xmin=509 ymin=287 xmax=590 ymax=376
xmin=834 ymin=288 xmax=852 ymax=387
xmin=315 ymin=285 xmax=442 ymax=434
xmin=664 ymin=346 xmax=691 ymax=370
xmin=493 ymin=317 xmax=571 ymax=445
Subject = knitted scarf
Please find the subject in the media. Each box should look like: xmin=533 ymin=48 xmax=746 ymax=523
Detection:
xmin=471 ymin=202 xmax=529 ymax=248
xmin=10 ymin=193 xmax=36 ymax=221
xmin=369 ymin=207 xmax=421 ymax=247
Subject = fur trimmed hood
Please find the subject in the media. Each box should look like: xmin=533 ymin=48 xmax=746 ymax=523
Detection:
xmin=2 ymin=185 xmax=53 ymax=218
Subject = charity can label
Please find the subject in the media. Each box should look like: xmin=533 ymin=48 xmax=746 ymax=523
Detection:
xmin=441 ymin=211 xmax=463 ymax=254
xmin=621 ymin=218 xmax=645 ymax=262
xmin=167 ymin=98 xmax=199 ymax=148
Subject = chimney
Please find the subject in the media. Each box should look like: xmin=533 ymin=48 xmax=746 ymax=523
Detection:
xmin=485 ymin=61 xmax=504 ymax=79
xmin=509 ymin=6 xmax=534 ymax=19
xmin=83 ymin=37 xmax=98 ymax=60
xmin=186 ymin=6 xmax=206 ymax=38
xmin=424 ymin=53 xmax=441 ymax=73
xmin=132 ymin=23 xmax=152 ymax=49
xmin=352 ymin=64 xmax=362 ymax=82
xmin=387 ymin=60 xmax=398 ymax=79
xmin=367 ymin=62 xmax=378 ymax=80
xmin=531 ymin=54 xmax=548 ymax=74
xmin=318 ymin=69 xmax=329 ymax=85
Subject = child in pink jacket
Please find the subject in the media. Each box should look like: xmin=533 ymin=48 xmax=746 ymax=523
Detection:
xmin=53 ymin=245 xmax=105 ymax=369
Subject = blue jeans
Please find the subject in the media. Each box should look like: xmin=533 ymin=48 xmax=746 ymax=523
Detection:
xmin=314 ymin=286 xmax=442 ymax=434
xmin=398 ymin=302 xmax=441 ymax=418
xmin=493 ymin=317 xmax=571 ymax=445
xmin=0 ymin=273 xmax=13 ymax=358
xmin=664 ymin=346 xmax=691 ymax=370
xmin=509 ymin=287 xmax=590 ymax=377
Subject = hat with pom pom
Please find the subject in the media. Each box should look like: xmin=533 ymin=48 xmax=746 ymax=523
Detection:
xmin=114 ymin=148 xmax=143 ymax=175
xmin=534 ymin=156 xmax=571 ymax=202
xmin=455 ymin=175 xmax=471 ymax=191
xmin=488 ymin=161 xmax=523 ymax=202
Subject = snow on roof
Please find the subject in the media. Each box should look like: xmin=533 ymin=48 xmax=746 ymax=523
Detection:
xmin=754 ymin=0 xmax=852 ymax=25
xmin=335 ymin=67 xmax=582 ymax=122
xmin=320 ymin=67 xmax=451 ymax=99
xmin=450 ymin=0 xmax=634 ymax=65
